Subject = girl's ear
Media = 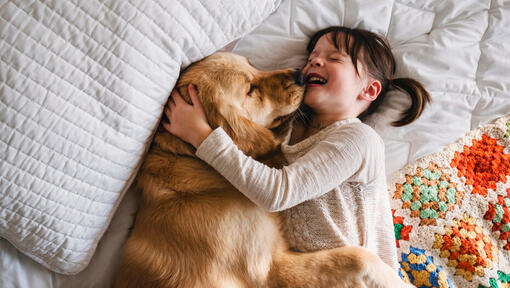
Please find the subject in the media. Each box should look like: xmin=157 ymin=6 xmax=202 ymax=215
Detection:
xmin=361 ymin=79 xmax=382 ymax=102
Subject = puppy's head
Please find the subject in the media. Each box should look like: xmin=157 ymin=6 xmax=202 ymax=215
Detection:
xmin=159 ymin=52 xmax=304 ymax=158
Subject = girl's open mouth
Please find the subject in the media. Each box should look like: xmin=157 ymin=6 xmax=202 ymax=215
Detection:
xmin=305 ymin=73 xmax=328 ymax=87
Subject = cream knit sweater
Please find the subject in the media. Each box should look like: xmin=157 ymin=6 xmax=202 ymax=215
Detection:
xmin=195 ymin=118 xmax=399 ymax=271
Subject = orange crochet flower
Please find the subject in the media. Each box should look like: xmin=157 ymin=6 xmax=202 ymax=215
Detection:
xmin=433 ymin=214 xmax=497 ymax=281
xmin=450 ymin=134 xmax=510 ymax=197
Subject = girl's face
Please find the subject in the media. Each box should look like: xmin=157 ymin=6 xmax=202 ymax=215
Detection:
xmin=302 ymin=33 xmax=367 ymax=118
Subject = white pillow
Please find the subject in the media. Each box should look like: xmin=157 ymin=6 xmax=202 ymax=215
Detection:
xmin=233 ymin=0 xmax=395 ymax=70
xmin=0 ymin=0 xmax=281 ymax=274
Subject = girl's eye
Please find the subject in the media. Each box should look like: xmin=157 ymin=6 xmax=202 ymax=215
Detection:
xmin=328 ymin=57 xmax=341 ymax=62
xmin=248 ymin=83 xmax=257 ymax=94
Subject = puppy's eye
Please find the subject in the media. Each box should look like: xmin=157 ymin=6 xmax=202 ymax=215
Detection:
xmin=248 ymin=83 xmax=257 ymax=95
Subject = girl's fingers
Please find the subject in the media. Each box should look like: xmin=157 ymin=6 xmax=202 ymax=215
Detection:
xmin=164 ymin=107 xmax=172 ymax=121
xmin=168 ymin=98 xmax=176 ymax=110
xmin=167 ymin=90 xmax=176 ymax=108
xmin=162 ymin=120 xmax=172 ymax=133
xmin=171 ymin=88 xmax=185 ymax=104
xmin=170 ymin=89 xmax=178 ymax=99
xmin=168 ymin=90 xmax=181 ymax=107
xmin=170 ymin=85 xmax=198 ymax=106
xmin=188 ymin=84 xmax=200 ymax=106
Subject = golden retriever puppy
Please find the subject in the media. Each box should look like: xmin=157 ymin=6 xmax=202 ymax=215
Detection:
xmin=115 ymin=52 xmax=407 ymax=288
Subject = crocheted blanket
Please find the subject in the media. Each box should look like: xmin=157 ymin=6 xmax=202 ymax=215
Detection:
xmin=390 ymin=115 xmax=510 ymax=288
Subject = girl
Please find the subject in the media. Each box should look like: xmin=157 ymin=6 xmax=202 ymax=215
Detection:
xmin=162 ymin=26 xmax=431 ymax=272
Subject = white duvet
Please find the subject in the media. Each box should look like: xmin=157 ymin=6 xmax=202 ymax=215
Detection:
xmin=1 ymin=0 xmax=509 ymax=287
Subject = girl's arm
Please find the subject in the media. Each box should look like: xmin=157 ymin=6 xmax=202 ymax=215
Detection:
xmin=163 ymin=86 xmax=375 ymax=212
xmin=195 ymin=126 xmax=366 ymax=212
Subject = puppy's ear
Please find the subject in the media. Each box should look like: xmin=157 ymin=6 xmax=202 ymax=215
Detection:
xmin=222 ymin=113 xmax=279 ymax=158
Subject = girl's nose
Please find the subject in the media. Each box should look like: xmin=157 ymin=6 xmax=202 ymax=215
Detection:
xmin=309 ymin=57 xmax=323 ymax=67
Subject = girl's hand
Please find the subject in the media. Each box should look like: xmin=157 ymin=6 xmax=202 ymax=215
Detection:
xmin=162 ymin=84 xmax=213 ymax=148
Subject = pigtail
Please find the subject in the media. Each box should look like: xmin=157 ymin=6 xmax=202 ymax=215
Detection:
xmin=390 ymin=78 xmax=431 ymax=127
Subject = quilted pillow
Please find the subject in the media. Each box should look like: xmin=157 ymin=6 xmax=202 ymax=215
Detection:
xmin=0 ymin=0 xmax=281 ymax=274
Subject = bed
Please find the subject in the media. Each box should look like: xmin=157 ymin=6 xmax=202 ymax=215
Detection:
xmin=1 ymin=0 xmax=509 ymax=287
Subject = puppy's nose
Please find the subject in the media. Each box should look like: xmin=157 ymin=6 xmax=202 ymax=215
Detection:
xmin=294 ymin=69 xmax=304 ymax=86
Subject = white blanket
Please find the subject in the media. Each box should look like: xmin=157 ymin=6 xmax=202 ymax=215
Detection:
xmin=0 ymin=0 xmax=280 ymax=277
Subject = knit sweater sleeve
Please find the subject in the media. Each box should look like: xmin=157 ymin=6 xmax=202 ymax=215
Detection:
xmin=195 ymin=126 xmax=370 ymax=212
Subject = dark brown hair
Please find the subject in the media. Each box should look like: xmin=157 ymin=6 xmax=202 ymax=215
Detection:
xmin=305 ymin=26 xmax=431 ymax=126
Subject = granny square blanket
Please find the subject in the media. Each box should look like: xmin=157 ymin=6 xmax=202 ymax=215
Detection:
xmin=390 ymin=115 xmax=510 ymax=288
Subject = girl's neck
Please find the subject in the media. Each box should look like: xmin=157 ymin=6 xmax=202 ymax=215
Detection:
xmin=289 ymin=114 xmax=353 ymax=146
xmin=288 ymin=108 xmax=358 ymax=145
xmin=308 ymin=112 xmax=354 ymax=130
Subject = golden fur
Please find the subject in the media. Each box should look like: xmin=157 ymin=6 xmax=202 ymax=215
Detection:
xmin=115 ymin=53 xmax=407 ymax=288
